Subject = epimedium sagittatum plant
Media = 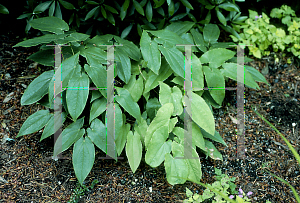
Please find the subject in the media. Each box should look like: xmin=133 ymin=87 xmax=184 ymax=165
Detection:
xmin=14 ymin=16 xmax=269 ymax=186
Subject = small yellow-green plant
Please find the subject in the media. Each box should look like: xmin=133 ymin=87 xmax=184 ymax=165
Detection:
xmin=230 ymin=5 xmax=300 ymax=60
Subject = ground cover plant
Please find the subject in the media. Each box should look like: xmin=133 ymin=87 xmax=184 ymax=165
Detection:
xmin=230 ymin=4 xmax=300 ymax=62
xmin=3 ymin=1 xmax=299 ymax=202
xmin=13 ymin=15 xmax=268 ymax=189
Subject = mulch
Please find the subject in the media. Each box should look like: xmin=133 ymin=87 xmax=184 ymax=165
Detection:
xmin=0 ymin=29 xmax=300 ymax=203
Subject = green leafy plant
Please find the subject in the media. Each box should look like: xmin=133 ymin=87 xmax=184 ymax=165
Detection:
xmin=13 ymin=16 xmax=268 ymax=186
xmin=68 ymin=179 xmax=99 ymax=203
xmin=230 ymin=5 xmax=300 ymax=60
xmin=183 ymin=168 xmax=254 ymax=203
xmin=0 ymin=4 xmax=9 ymax=14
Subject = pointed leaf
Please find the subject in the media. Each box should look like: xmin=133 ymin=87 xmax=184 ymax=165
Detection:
xmin=33 ymin=1 xmax=52 ymax=14
xmin=145 ymin=126 xmax=172 ymax=167
xmin=144 ymin=58 xmax=173 ymax=94
xmin=165 ymin=21 xmax=195 ymax=37
xmin=73 ymin=136 xmax=95 ymax=185
xmin=20 ymin=70 xmax=53 ymax=105
xmin=203 ymin=24 xmax=220 ymax=44
xmin=29 ymin=16 xmax=68 ymax=34
xmin=244 ymin=65 xmax=269 ymax=85
xmin=182 ymin=92 xmax=215 ymax=135
xmin=201 ymin=128 xmax=227 ymax=147
xmin=114 ymin=36 xmax=141 ymax=61
xmin=126 ymin=131 xmax=142 ymax=173
xmin=89 ymin=97 xmax=107 ymax=124
xmin=115 ymin=87 xmax=141 ymax=121
xmin=216 ymin=9 xmax=227 ymax=26
xmin=200 ymin=48 xmax=235 ymax=68
xmin=159 ymin=82 xmax=183 ymax=116
xmin=17 ymin=110 xmax=52 ymax=137
xmin=115 ymin=48 xmax=131 ymax=84
xmin=203 ymin=66 xmax=225 ymax=105
xmin=121 ymin=24 xmax=133 ymax=39
xmin=140 ymin=31 xmax=161 ymax=75
xmin=87 ymin=118 xmax=109 ymax=154
xmin=159 ymin=45 xmax=184 ymax=78
xmin=133 ymin=0 xmax=145 ymax=16
xmin=84 ymin=63 xmax=107 ymax=89
xmin=221 ymin=63 xmax=260 ymax=89
xmin=66 ymin=72 xmax=89 ymax=121
xmin=164 ymin=149 xmax=188 ymax=185
xmin=53 ymin=117 xmax=85 ymax=157
xmin=124 ymin=75 xmax=144 ymax=102
xmin=40 ymin=112 xmax=67 ymax=141
xmin=204 ymin=140 xmax=223 ymax=161
xmin=85 ymin=6 xmax=100 ymax=21
xmin=146 ymin=0 xmax=153 ymax=22
xmin=190 ymin=29 xmax=207 ymax=52
xmin=145 ymin=103 xmax=174 ymax=148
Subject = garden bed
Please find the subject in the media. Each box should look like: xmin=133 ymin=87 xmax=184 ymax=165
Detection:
xmin=0 ymin=30 xmax=300 ymax=203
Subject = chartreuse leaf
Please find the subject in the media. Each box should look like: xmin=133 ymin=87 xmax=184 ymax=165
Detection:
xmin=40 ymin=112 xmax=67 ymax=141
xmin=53 ymin=117 xmax=85 ymax=157
xmin=204 ymin=140 xmax=223 ymax=161
xmin=159 ymin=82 xmax=183 ymax=116
xmin=172 ymin=123 xmax=206 ymax=151
xmin=114 ymin=36 xmax=141 ymax=61
xmin=144 ymin=58 xmax=173 ymax=94
xmin=73 ymin=136 xmax=95 ymax=185
xmin=182 ymin=92 xmax=215 ymax=135
xmin=203 ymin=24 xmax=220 ymax=44
xmin=66 ymin=72 xmax=89 ymax=121
xmin=145 ymin=126 xmax=172 ymax=167
xmin=87 ymin=118 xmax=111 ymax=155
xmin=169 ymin=117 xmax=178 ymax=133
xmin=200 ymin=48 xmax=235 ymax=69
xmin=244 ymin=65 xmax=269 ymax=85
xmin=203 ymin=66 xmax=225 ymax=105
xmin=140 ymin=31 xmax=161 ymax=75
xmin=164 ymin=142 xmax=189 ymax=185
xmin=145 ymin=103 xmax=174 ymax=148
xmin=165 ymin=21 xmax=195 ymax=36
xmin=17 ymin=110 xmax=52 ymax=138
xmin=89 ymin=97 xmax=107 ymax=124
xmin=190 ymin=29 xmax=207 ymax=52
xmin=126 ymin=131 xmax=142 ymax=173
xmin=123 ymin=75 xmax=144 ymax=102
xmin=115 ymin=87 xmax=141 ymax=121
xmin=220 ymin=63 xmax=260 ymax=90
xmin=29 ymin=16 xmax=69 ymax=34
xmin=115 ymin=48 xmax=131 ymax=84
xmin=21 ymin=70 xmax=53 ymax=105
xmin=159 ymin=45 xmax=185 ymax=78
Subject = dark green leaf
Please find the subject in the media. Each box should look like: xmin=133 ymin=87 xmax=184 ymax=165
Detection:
xmin=165 ymin=21 xmax=194 ymax=36
xmin=107 ymin=11 xmax=115 ymax=26
xmin=133 ymin=0 xmax=145 ymax=16
xmin=59 ymin=0 xmax=75 ymax=9
xmin=216 ymin=8 xmax=227 ymax=26
xmin=123 ymin=0 xmax=130 ymax=11
xmin=29 ymin=16 xmax=69 ymax=34
xmin=153 ymin=0 xmax=166 ymax=8
xmin=218 ymin=2 xmax=239 ymax=12
xmin=170 ymin=13 xmax=187 ymax=21
xmin=168 ymin=0 xmax=174 ymax=16
xmin=101 ymin=6 xmax=107 ymax=18
xmin=146 ymin=0 xmax=153 ymax=22
xmin=0 ymin=4 xmax=9 ymax=14
xmin=180 ymin=0 xmax=193 ymax=10
xmin=49 ymin=1 xmax=55 ymax=16
xmin=85 ymin=6 xmax=100 ymax=21
xmin=121 ymin=24 xmax=133 ymax=39
xmin=33 ymin=1 xmax=52 ymax=14
xmin=55 ymin=1 xmax=62 ymax=19
xmin=104 ymin=4 xmax=118 ymax=14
